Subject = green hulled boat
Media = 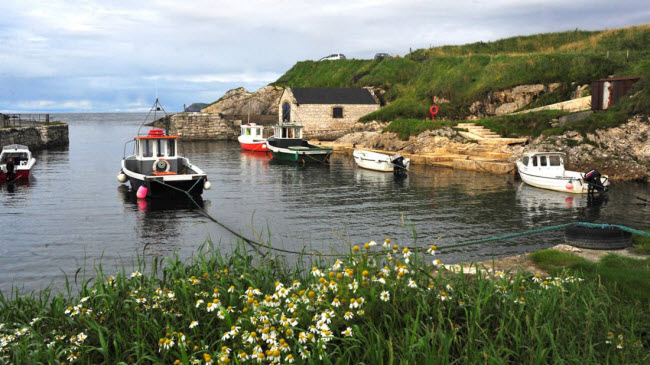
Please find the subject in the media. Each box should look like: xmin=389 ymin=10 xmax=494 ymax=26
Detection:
xmin=266 ymin=124 xmax=333 ymax=163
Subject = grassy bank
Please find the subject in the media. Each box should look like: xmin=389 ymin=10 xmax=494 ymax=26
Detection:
xmin=1 ymin=240 xmax=648 ymax=364
xmin=272 ymin=24 xmax=650 ymax=130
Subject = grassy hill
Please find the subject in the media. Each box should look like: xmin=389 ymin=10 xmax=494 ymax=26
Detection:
xmin=272 ymin=24 xmax=650 ymax=137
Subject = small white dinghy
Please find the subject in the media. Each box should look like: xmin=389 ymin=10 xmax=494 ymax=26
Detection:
xmin=516 ymin=152 xmax=609 ymax=194
xmin=353 ymin=149 xmax=410 ymax=174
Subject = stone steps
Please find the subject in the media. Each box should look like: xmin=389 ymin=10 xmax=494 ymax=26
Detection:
xmin=456 ymin=123 xmax=528 ymax=146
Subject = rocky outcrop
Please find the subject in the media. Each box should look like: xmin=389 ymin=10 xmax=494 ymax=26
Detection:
xmin=337 ymin=127 xmax=476 ymax=154
xmin=468 ymin=83 xmax=561 ymax=118
xmin=201 ymin=86 xmax=284 ymax=115
xmin=517 ymin=116 xmax=650 ymax=181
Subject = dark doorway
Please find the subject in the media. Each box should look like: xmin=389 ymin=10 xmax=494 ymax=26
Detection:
xmin=282 ymin=102 xmax=291 ymax=123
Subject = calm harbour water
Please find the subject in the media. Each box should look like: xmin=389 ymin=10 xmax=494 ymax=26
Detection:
xmin=1 ymin=113 xmax=649 ymax=294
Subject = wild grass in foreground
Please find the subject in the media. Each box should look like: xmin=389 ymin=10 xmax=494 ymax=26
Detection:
xmin=1 ymin=240 xmax=648 ymax=364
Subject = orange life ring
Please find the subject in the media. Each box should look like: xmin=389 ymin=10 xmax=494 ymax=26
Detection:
xmin=429 ymin=105 xmax=439 ymax=115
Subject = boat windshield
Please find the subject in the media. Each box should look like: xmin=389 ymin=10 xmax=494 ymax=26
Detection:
xmin=157 ymin=139 xmax=166 ymax=157
xmin=142 ymin=140 xmax=153 ymax=157
xmin=0 ymin=152 xmax=28 ymax=163
xmin=549 ymin=155 xmax=562 ymax=166
xmin=168 ymin=140 xmax=176 ymax=157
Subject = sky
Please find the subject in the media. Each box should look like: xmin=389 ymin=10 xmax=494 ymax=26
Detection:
xmin=0 ymin=0 xmax=648 ymax=113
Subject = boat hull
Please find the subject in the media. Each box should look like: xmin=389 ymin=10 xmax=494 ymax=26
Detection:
xmin=353 ymin=149 xmax=410 ymax=173
xmin=0 ymin=169 xmax=30 ymax=182
xmin=238 ymin=135 xmax=268 ymax=152
xmin=127 ymin=176 xmax=204 ymax=199
xmin=267 ymin=139 xmax=332 ymax=164
xmin=353 ymin=150 xmax=393 ymax=172
xmin=239 ymin=141 xmax=269 ymax=152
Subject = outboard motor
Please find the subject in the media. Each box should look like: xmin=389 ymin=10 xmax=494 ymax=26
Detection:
xmin=390 ymin=154 xmax=409 ymax=177
xmin=5 ymin=158 xmax=15 ymax=182
xmin=583 ymin=169 xmax=607 ymax=195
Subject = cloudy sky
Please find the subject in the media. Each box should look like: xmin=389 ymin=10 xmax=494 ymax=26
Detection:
xmin=0 ymin=1 xmax=648 ymax=113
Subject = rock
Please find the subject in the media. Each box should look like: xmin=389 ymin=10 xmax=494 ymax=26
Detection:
xmin=469 ymin=83 xmax=562 ymax=118
xmin=202 ymin=86 xmax=284 ymax=115
xmin=552 ymin=244 xmax=582 ymax=253
xmin=523 ymin=116 xmax=650 ymax=181
xmin=572 ymin=84 xmax=589 ymax=99
xmin=558 ymin=111 xmax=593 ymax=126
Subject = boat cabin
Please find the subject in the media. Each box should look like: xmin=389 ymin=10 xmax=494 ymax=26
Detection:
xmin=126 ymin=129 xmax=182 ymax=176
xmin=273 ymin=124 xmax=303 ymax=139
xmin=241 ymin=123 xmax=265 ymax=139
xmin=519 ymin=152 xmax=566 ymax=174
xmin=0 ymin=145 xmax=32 ymax=166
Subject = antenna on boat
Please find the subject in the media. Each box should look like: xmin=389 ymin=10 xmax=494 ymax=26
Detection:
xmin=136 ymin=97 xmax=168 ymax=136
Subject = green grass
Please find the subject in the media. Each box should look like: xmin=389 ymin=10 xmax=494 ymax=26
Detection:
xmin=270 ymin=24 xmax=650 ymax=133
xmin=633 ymin=231 xmax=650 ymax=254
xmin=530 ymin=250 xmax=650 ymax=303
xmin=1 ymin=240 xmax=649 ymax=363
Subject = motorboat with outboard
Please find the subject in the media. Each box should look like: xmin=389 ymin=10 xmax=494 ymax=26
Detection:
xmin=353 ymin=149 xmax=410 ymax=175
xmin=117 ymin=99 xmax=211 ymax=198
xmin=0 ymin=144 xmax=36 ymax=183
xmin=516 ymin=152 xmax=608 ymax=194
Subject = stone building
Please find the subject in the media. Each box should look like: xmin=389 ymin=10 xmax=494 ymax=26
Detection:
xmin=278 ymin=87 xmax=380 ymax=140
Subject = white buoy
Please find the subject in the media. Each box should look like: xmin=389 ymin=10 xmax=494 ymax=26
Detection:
xmin=117 ymin=172 xmax=127 ymax=183
xmin=204 ymin=181 xmax=212 ymax=190
xmin=136 ymin=186 xmax=148 ymax=199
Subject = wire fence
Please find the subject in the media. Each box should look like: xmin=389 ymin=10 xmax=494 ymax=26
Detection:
xmin=1 ymin=113 xmax=51 ymax=128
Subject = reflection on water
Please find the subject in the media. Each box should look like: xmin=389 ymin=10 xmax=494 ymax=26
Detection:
xmin=516 ymin=183 xmax=608 ymax=226
xmin=0 ymin=113 xmax=649 ymax=293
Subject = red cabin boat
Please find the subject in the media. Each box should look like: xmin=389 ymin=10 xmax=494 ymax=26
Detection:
xmin=238 ymin=123 xmax=268 ymax=152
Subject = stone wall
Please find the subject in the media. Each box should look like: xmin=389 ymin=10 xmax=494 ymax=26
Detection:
xmin=279 ymin=90 xmax=380 ymax=141
xmin=0 ymin=123 xmax=69 ymax=150
xmin=169 ymin=113 xmax=238 ymax=140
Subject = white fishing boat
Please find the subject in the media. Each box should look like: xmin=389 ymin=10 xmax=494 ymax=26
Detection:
xmin=516 ymin=152 xmax=609 ymax=194
xmin=353 ymin=149 xmax=410 ymax=174
xmin=116 ymin=99 xmax=211 ymax=199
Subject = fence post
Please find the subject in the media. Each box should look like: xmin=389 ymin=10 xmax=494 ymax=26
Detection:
xmin=46 ymin=114 xmax=50 ymax=124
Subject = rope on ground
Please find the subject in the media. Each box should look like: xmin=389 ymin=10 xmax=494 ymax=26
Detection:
xmin=150 ymin=179 xmax=650 ymax=258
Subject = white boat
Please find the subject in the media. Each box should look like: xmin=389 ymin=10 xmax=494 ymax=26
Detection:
xmin=516 ymin=152 xmax=609 ymax=194
xmin=353 ymin=149 xmax=410 ymax=174
xmin=1 ymin=144 xmax=36 ymax=183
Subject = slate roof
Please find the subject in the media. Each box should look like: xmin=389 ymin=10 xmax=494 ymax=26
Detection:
xmin=291 ymin=88 xmax=377 ymax=105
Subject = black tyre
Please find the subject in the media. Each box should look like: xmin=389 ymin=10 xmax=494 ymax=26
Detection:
xmin=564 ymin=225 xmax=632 ymax=250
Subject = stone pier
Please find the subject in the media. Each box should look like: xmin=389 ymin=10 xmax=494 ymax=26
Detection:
xmin=0 ymin=123 xmax=69 ymax=150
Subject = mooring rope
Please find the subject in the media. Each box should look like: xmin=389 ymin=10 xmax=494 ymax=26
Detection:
xmin=150 ymin=179 xmax=650 ymax=257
